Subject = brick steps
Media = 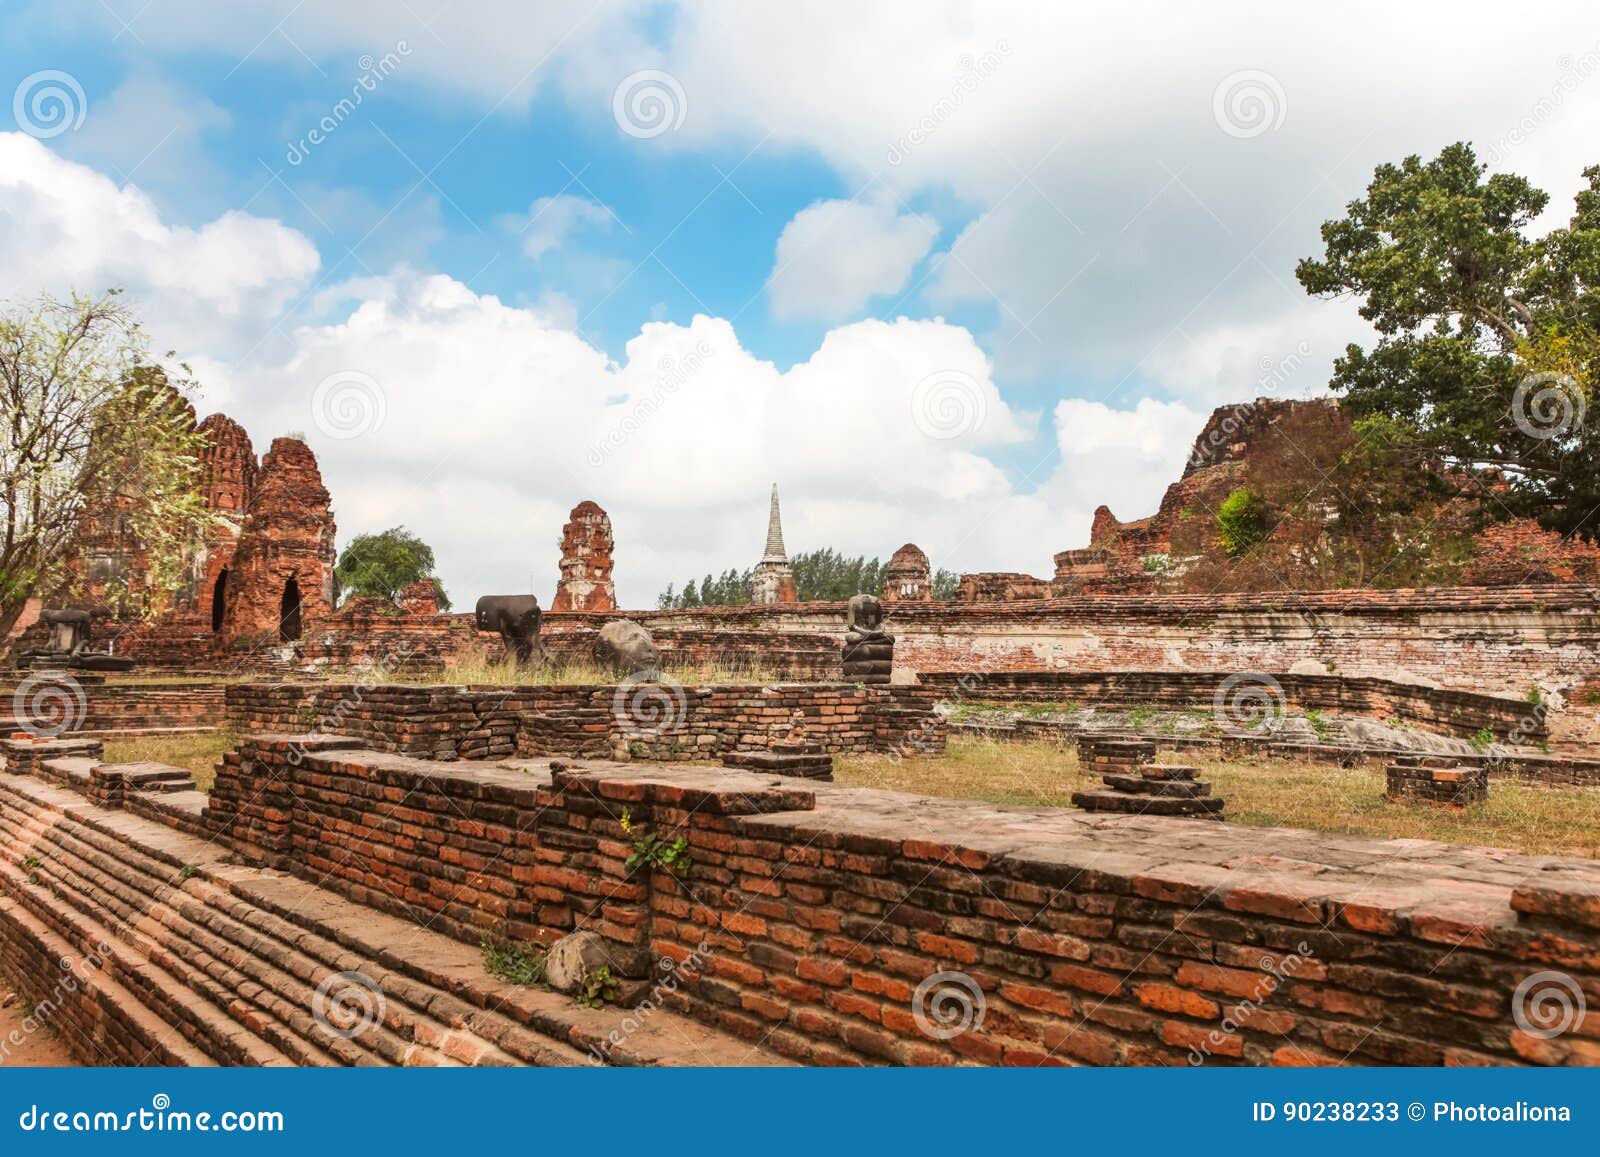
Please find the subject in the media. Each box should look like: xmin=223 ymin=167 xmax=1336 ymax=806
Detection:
xmin=0 ymin=774 xmax=785 ymax=1067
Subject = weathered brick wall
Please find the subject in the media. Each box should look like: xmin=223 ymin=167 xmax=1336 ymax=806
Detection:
xmin=206 ymin=743 xmax=1600 ymax=1067
xmin=917 ymin=670 xmax=1544 ymax=742
xmin=0 ymin=681 xmax=224 ymax=735
xmin=224 ymin=682 xmax=944 ymax=763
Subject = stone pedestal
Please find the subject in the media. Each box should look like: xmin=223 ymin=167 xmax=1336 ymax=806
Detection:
xmin=722 ymin=739 xmax=835 ymax=782
xmin=842 ymin=635 xmax=894 ymax=686
xmin=1072 ymin=761 xmax=1226 ymax=820
xmin=1076 ymin=736 xmax=1156 ymax=772
xmin=1385 ymin=756 xmax=1488 ymax=806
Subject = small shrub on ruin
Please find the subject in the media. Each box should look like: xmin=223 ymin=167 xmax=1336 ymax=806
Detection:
xmin=480 ymin=935 xmax=548 ymax=987
xmin=620 ymin=808 xmax=693 ymax=876
xmin=575 ymin=966 xmax=617 ymax=1008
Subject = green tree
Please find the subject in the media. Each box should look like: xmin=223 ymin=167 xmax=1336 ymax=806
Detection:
xmin=791 ymin=548 xmax=887 ymax=601
xmin=0 ymin=290 xmax=209 ymax=639
xmin=932 ymin=568 xmax=960 ymax=600
xmin=1297 ymin=143 xmax=1600 ymax=537
xmin=334 ymin=526 xmax=450 ymax=609
xmin=1216 ymin=488 xmax=1270 ymax=556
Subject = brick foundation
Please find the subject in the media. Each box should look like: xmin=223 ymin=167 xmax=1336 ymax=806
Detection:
xmin=202 ymin=741 xmax=1600 ymax=1067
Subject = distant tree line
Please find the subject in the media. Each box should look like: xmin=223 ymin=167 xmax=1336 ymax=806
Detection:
xmin=657 ymin=547 xmax=958 ymax=608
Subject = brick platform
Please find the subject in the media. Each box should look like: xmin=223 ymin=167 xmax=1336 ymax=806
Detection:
xmin=196 ymin=737 xmax=1600 ymax=1067
xmin=1386 ymin=757 xmax=1490 ymax=806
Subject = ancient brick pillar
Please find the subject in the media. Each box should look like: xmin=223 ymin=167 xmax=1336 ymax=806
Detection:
xmin=550 ymin=500 xmax=618 ymax=613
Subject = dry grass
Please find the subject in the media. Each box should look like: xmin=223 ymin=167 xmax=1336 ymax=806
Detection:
xmin=102 ymin=731 xmax=239 ymax=793
xmin=837 ymin=736 xmax=1600 ymax=859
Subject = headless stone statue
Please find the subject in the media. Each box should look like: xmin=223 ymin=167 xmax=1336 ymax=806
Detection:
xmin=842 ymin=594 xmax=894 ymax=685
xmin=474 ymin=594 xmax=547 ymax=668
xmin=20 ymin=609 xmax=135 ymax=672
xmin=41 ymin=609 xmax=92 ymax=656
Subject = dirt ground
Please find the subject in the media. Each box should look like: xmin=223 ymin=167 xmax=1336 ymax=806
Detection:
xmin=0 ymin=972 xmax=79 ymax=1067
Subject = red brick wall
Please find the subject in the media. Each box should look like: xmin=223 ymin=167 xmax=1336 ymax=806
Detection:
xmin=208 ymin=742 xmax=1600 ymax=1067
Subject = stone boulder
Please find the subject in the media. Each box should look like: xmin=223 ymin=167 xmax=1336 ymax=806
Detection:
xmin=594 ymin=619 xmax=660 ymax=676
xmin=1288 ymin=658 xmax=1329 ymax=676
xmin=544 ymin=930 xmax=652 ymax=1007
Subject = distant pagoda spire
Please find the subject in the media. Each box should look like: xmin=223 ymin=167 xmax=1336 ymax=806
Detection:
xmin=762 ymin=482 xmax=789 ymax=563
xmin=751 ymin=482 xmax=798 ymax=605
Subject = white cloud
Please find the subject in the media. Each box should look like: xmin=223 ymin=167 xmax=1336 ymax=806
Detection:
xmin=767 ymin=197 xmax=937 ymax=322
xmin=507 ymin=194 xmax=615 ymax=263
xmin=0 ymin=132 xmax=319 ymax=357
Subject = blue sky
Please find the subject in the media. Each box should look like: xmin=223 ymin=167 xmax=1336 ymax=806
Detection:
xmin=3 ymin=2 xmax=1597 ymax=605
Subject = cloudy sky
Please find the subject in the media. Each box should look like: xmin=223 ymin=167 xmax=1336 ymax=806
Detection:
xmin=3 ymin=2 xmax=1598 ymax=606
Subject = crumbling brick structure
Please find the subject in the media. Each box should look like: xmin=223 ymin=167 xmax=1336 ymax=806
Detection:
xmin=883 ymin=543 xmax=932 ymax=603
xmin=219 ymin=437 xmax=337 ymax=644
xmin=550 ymin=500 xmax=618 ymax=613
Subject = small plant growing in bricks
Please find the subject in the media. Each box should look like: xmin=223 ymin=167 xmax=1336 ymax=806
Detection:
xmin=481 ymin=935 xmax=548 ymax=987
xmin=620 ymin=808 xmax=693 ymax=876
xmin=1304 ymin=709 xmax=1332 ymax=741
xmin=179 ymin=864 xmax=200 ymax=879
xmin=575 ymin=965 xmax=617 ymax=1008
xmin=1470 ymin=727 xmax=1495 ymax=751
xmin=22 ymin=855 xmax=40 ymax=870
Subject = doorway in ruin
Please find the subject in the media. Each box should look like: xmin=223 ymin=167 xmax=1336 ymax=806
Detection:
xmin=211 ymin=568 xmax=229 ymax=632
xmin=279 ymin=577 xmax=303 ymax=642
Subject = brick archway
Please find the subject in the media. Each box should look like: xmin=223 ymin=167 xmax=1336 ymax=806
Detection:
xmin=279 ymin=577 xmax=302 ymax=642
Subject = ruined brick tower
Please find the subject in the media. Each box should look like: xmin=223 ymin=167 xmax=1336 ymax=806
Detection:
xmin=190 ymin=414 xmax=257 ymax=630
xmin=750 ymin=483 xmax=798 ymax=605
xmin=220 ymin=437 xmax=337 ymax=643
xmin=551 ymin=499 xmax=618 ymax=613
xmin=883 ymin=543 xmax=932 ymax=602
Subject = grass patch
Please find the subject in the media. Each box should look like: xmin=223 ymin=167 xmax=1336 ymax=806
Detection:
xmin=481 ymin=936 xmax=547 ymax=987
xmin=836 ymin=736 xmax=1600 ymax=859
xmin=101 ymin=731 xmax=239 ymax=793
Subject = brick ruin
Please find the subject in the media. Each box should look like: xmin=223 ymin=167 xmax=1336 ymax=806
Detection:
xmin=883 ymin=543 xmax=931 ymax=603
xmin=751 ymin=483 xmax=799 ymax=605
xmin=3 ymin=733 xmax=1597 ymax=1067
xmin=550 ymin=500 xmax=618 ymax=613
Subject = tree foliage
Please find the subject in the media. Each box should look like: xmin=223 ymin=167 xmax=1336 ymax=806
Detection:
xmin=0 ymin=290 xmax=209 ymax=638
xmin=1297 ymin=142 xmax=1600 ymax=537
xmin=335 ymin=525 xmax=450 ymax=609
xmin=657 ymin=548 xmax=957 ymax=607
xmin=1215 ymin=488 xmax=1270 ymax=556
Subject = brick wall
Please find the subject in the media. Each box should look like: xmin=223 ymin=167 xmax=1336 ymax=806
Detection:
xmin=918 ymin=670 xmax=1545 ymax=743
xmin=207 ymin=742 xmax=1600 ymax=1066
xmin=224 ymin=682 xmax=945 ymax=763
